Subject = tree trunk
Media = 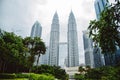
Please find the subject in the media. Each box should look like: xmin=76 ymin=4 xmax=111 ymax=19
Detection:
xmin=3 ymin=62 xmax=6 ymax=73
xmin=36 ymin=54 xmax=41 ymax=67
xmin=0 ymin=61 xmax=3 ymax=72
xmin=35 ymin=54 xmax=41 ymax=73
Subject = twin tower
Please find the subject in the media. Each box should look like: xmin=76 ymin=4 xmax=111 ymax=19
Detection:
xmin=49 ymin=11 xmax=79 ymax=67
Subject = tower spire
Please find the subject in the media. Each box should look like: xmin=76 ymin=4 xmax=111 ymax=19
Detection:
xmin=67 ymin=11 xmax=79 ymax=67
xmin=49 ymin=12 xmax=60 ymax=66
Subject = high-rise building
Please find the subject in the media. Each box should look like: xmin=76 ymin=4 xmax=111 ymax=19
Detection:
xmin=30 ymin=21 xmax=42 ymax=38
xmin=94 ymin=0 xmax=109 ymax=19
xmin=49 ymin=12 xmax=59 ymax=66
xmin=83 ymin=31 xmax=94 ymax=68
xmin=67 ymin=11 xmax=79 ymax=67
xmin=93 ymin=47 xmax=104 ymax=68
xmin=30 ymin=21 xmax=42 ymax=65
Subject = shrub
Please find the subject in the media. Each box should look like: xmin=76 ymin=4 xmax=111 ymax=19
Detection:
xmin=37 ymin=74 xmax=55 ymax=80
xmin=0 ymin=73 xmax=16 ymax=79
xmin=15 ymin=73 xmax=29 ymax=78
xmin=29 ymin=73 xmax=55 ymax=80
xmin=0 ymin=73 xmax=55 ymax=80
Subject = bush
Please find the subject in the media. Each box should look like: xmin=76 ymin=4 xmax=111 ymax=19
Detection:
xmin=38 ymin=75 xmax=55 ymax=80
xmin=29 ymin=73 xmax=55 ymax=80
xmin=15 ymin=73 xmax=29 ymax=78
xmin=0 ymin=73 xmax=16 ymax=79
xmin=74 ymin=74 xmax=85 ymax=80
xmin=0 ymin=73 xmax=55 ymax=80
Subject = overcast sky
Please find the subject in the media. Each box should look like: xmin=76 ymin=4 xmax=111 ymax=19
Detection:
xmin=0 ymin=0 xmax=114 ymax=65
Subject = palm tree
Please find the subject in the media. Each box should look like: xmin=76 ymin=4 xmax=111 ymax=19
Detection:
xmin=34 ymin=37 xmax=46 ymax=66
xmin=23 ymin=37 xmax=35 ymax=72
xmin=23 ymin=37 xmax=46 ymax=72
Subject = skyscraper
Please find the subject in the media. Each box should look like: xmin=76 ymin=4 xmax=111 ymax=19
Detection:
xmin=67 ymin=11 xmax=79 ymax=67
xmin=94 ymin=0 xmax=109 ymax=19
xmin=30 ymin=21 xmax=42 ymax=38
xmin=49 ymin=12 xmax=59 ymax=66
xmin=83 ymin=31 xmax=94 ymax=68
xmin=30 ymin=21 xmax=42 ymax=65
xmin=93 ymin=47 xmax=104 ymax=68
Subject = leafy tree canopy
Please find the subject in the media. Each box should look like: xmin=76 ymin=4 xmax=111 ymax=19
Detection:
xmin=88 ymin=0 xmax=120 ymax=54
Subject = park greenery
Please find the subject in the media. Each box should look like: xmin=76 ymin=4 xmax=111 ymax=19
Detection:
xmin=32 ymin=65 xmax=68 ymax=80
xmin=0 ymin=30 xmax=46 ymax=73
xmin=0 ymin=30 xmax=68 ymax=80
xmin=75 ymin=65 xmax=120 ymax=80
xmin=0 ymin=0 xmax=119 ymax=79
xmin=0 ymin=73 xmax=55 ymax=80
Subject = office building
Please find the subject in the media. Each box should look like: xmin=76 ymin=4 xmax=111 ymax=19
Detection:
xmin=94 ymin=0 xmax=109 ymax=19
xmin=83 ymin=30 xmax=94 ymax=68
xmin=49 ymin=12 xmax=60 ymax=66
xmin=30 ymin=21 xmax=42 ymax=38
xmin=67 ymin=11 xmax=79 ymax=67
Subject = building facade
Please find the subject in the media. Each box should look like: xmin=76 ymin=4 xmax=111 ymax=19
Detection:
xmin=83 ymin=30 xmax=94 ymax=68
xmin=40 ymin=47 xmax=49 ymax=65
xmin=30 ymin=21 xmax=42 ymax=38
xmin=94 ymin=0 xmax=108 ymax=19
xmin=67 ymin=11 xmax=79 ymax=67
xmin=93 ymin=47 xmax=104 ymax=68
xmin=49 ymin=12 xmax=59 ymax=66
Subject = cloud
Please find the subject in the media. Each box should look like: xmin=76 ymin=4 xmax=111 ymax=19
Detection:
xmin=0 ymin=0 xmax=105 ymax=65
xmin=0 ymin=0 xmax=47 ymax=37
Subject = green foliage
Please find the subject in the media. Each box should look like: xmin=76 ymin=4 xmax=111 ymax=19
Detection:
xmin=15 ymin=73 xmax=29 ymax=78
xmin=74 ymin=74 xmax=85 ymax=80
xmin=0 ymin=73 xmax=55 ymax=80
xmin=32 ymin=65 xmax=68 ymax=80
xmin=75 ymin=66 xmax=120 ymax=80
xmin=23 ymin=37 xmax=46 ymax=72
xmin=85 ymin=66 xmax=118 ymax=80
xmin=0 ymin=31 xmax=29 ymax=73
xmin=0 ymin=73 xmax=16 ymax=79
xmin=0 ymin=30 xmax=46 ymax=73
xmin=88 ymin=0 xmax=120 ymax=54
xmin=29 ymin=73 xmax=55 ymax=80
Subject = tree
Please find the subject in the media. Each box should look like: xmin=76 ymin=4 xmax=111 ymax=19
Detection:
xmin=23 ymin=37 xmax=35 ymax=72
xmin=33 ymin=37 xmax=46 ymax=67
xmin=85 ymin=66 xmax=118 ymax=80
xmin=23 ymin=37 xmax=46 ymax=72
xmin=0 ymin=31 xmax=28 ymax=73
xmin=88 ymin=0 xmax=120 ymax=54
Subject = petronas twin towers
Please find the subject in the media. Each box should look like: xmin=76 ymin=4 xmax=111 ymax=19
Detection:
xmin=49 ymin=11 xmax=79 ymax=67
